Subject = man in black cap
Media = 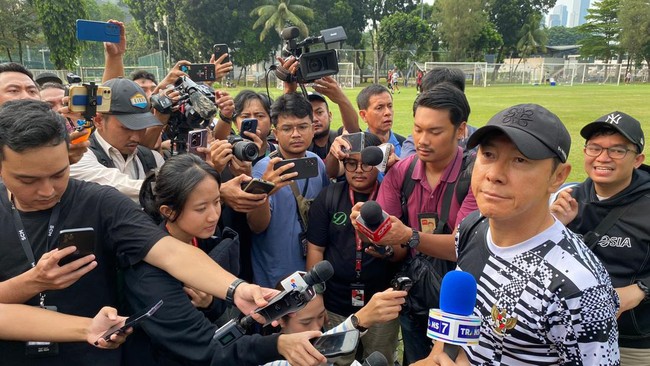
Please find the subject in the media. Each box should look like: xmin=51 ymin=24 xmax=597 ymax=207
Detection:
xmin=402 ymin=104 xmax=620 ymax=365
xmin=34 ymin=72 xmax=63 ymax=87
xmin=551 ymin=111 xmax=649 ymax=365
xmin=69 ymin=77 xmax=165 ymax=201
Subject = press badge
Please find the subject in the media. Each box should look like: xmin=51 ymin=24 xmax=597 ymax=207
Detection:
xmin=351 ymin=283 xmax=365 ymax=307
xmin=26 ymin=306 xmax=59 ymax=357
xmin=418 ymin=212 xmax=438 ymax=234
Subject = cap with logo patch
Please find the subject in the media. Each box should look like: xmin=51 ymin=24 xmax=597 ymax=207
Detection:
xmin=103 ymin=77 xmax=161 ymax=130
xmin=580 ymin=111 xmax=644 ymax=153
xmin=467 ymin=103 xmax=571 ymax=163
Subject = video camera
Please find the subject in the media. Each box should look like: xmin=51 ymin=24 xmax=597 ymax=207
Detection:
xmin=279 ymin=26 xmax=347 ymax=84
xmin=151 ymin=75 xmax=218 ymax=155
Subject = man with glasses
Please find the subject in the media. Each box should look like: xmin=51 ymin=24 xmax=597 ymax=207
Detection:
xmin=306 ymin=133 xmax=407 ymax=364
xmin=247 ymin=93 xmax=329 ymax=288
xmin=551 ymin=111 xmax=650 ymax=365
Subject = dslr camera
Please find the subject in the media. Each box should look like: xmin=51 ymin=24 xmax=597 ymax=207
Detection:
xmin=227 ymin=135 xmax=259 ymax=162
xmin=279 ymin=26 xmax=347 ymax=83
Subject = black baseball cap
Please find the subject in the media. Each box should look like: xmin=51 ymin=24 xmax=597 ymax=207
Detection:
xmin=467 ymin=104 xmax=571 ymax=163
xmin=34 ymin=72 xmax=63 ymax=86
xmin=307 ymin=92 xmax=328 ymax=105
xmin=102 ymin=78 xmax=161 ymax=130
xmin=580 ymin=111 xmax=644 ymax=153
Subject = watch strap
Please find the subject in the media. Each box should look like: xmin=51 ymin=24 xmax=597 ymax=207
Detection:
xmin=351 ymin=314 xmax=368 ymax=332
xmin=226 ymin=278 xmax=246 ymax=304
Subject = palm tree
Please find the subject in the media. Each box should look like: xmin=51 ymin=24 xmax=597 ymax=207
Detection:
xmin=513 ymin=13 xmax=547 ymax=76
xmin=250 ymin=0 xmax=313 ymax=41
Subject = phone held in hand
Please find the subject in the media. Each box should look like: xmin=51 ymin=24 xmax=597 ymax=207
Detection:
xmin=273 ymin=157 xmax=319 ymax=181
xmin=213 ymin=44 xmax=230 ymax=64
xmin=57 ymin=227 xmax=95 ymax=266
xmin=310 ymin=329 xmax=360 ymax=357
xmin=180 ymin=64 xmax=216 ymax=82
xmin=187 ymin=129 xmax=209 ymax=160
xmin=76 ymin=20 xmax=120 ymax=43
xmin=240 ymin=118 xmax=258 ymax=140
xmin=241 ymin=178 xmax=275 ymax=194
xmin=95 ymin=300 xmax=164 ymax=345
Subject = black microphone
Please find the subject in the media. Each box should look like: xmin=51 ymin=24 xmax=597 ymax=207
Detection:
xmin=351 ymin=351 xmax=388 ymax=366
xmin=281 ymin=26 xmax=300 ymax=40
xmin=356 ymin=201 xmax=392 ymax=242
xmin=239 ymin=261 xmax=334 ymax=328
xmin=361 ymin=146 xmax=383 ymax=166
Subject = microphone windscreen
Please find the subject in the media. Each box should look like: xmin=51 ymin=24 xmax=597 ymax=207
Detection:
xmin=281 ymin=26 xmax=300 ymax=40
xmin=361 ymin=146 xmax=383 ymax=166
xmin=303 ymin=260 xmax=334 ymax=286
xmin=439 ymin=270 xmax=477 ymax=316
xmin=359 ymin=201 xmax=384 ymax=226
xmin=363 ymin=351 xmax=388 ymax=366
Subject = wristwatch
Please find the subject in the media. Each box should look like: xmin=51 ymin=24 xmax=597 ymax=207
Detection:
xmin=401 ymin=228 xmax=420 ymax=249
xmin=350 ymin=314 xmax=368 ymax=332
xmin=636 ymin=280 xmax=650 ymax=301
xmin=225 ymin=278 xmax=246 ymax=304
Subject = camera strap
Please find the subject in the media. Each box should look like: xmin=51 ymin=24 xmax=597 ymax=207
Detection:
xmin=9 ymin=193 xmax=61 ymax=307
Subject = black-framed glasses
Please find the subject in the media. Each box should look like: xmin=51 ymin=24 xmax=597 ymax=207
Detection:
xmin=584 ymin=143 xmax=636 ymax=160
xmin=343 ymin=159 xmax=373 ymax=172
xmin=276 ymin=123 xmax=312 ymax=135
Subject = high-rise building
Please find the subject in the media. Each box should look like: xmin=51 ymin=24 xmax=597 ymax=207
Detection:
xmin=548 ymin=4 xmax=568 ymax=27
xmin=569 ymin=0 xmax=591 ymax=27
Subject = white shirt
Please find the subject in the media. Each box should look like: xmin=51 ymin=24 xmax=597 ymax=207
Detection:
xmin=69 ymin=132 xmax=165 ymax=202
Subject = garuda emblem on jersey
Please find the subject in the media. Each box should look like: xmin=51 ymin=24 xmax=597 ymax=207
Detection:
xmin=491 ymin=304 xmax=517 ymax=335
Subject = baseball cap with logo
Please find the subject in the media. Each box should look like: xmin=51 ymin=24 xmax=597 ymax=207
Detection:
xmin=580 ymin=111 xmax=644 ymax=153
xmin=467 ymin=103 xmax=571 ymax=163
xmin=103 ymin=77 xmax=161 ymax=130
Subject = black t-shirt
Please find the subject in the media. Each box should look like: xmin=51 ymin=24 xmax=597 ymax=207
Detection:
xmin=306 ymin=182 xmax=397 ymax=315
xmin=308 ymin=130 xmax=338 ymax=160
xmin=0 ymin=179 xmax=168 ymax=366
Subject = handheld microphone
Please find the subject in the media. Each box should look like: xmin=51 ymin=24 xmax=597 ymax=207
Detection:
xmin=280 ymin=259 xmax=334 ymax=292
xmin=361 ymin=146 xmax=383 ymax=166
xmin=427 ymin=270 xmax=481 ymax=360
xmin=350 ymin=351 xmax=388 ymax=366
xmin=356 ymin=201 xmax=392 ymax=242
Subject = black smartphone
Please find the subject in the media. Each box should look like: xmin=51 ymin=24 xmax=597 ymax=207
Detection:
xmin=187 ymin=129 xmax=208 ymax=160
xmin=392 ymin=276 xmax=413 ymax=292
xmin=180 ymin=64 xmax=216 ymax=82
xmin=241 ymin=178 xmax=275 ymax=194
xmin=57 ymin=227 xmax=95 ymax=266
xmin=213 ymin=43 xmax=230 ymax=64
xmin=76 ymin=20 xmax=120 ymax=43
xmin=240 ymin=118 xmax=258 ymax=140
xmin=95 ymin=300 xmax=164 ymax=345
xmin=342 ymin=132 xmax=365 ymax=154
xmin=274 ymin=157 xmax=319 ymax=180
xmin=310 ymin=329 xmax=359 ymax=357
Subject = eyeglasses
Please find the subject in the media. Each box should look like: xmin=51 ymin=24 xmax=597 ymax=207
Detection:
xmin=343 ymin=159 xmax=374 ymax=172
xmin=276 ymin=124 xmax=312 ymax=135
xmin=584 ymin=143 xmax=637 ymax=160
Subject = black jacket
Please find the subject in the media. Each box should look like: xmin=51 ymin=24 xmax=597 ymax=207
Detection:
xmin=568 ymin=169 xmax=650 ymax=348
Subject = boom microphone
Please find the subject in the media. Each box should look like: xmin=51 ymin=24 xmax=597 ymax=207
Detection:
xmin=427 ymin=270 xmax=481 ymax=360
xmin=350 ymin=351 xmax=388 ymax=366
xmin=357 ymin=201 xmax=392 ymax=242
xmin=361 ymin=146 xmax=383 ymax=166
xmin=281 ymin=26 xmax=300 ymax=40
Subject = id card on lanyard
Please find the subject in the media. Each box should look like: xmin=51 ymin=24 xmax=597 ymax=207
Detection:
xmin=349 ymin=183 xmax=377 ymax=307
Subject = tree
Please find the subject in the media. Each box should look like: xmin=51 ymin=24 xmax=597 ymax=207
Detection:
xmin=377 ymin=12 xmax=433 ymax=71
xmin=0 ymin=0 xmax=41 ymax=63
xmin=32 ymin=0 xmax=88 ymax=69
xmin=619 ymin=0 xmax=650 ymax=67
xmin=250 ymin=0 xmax=313 ymax=41
xmin=469 ymin=20 xmax=503 ymax=61
xmin=436 ymin=0 xmax=487 ymax=61
xmin=516 ymin=13 xmax=547 ymax=59
xmin=546 ymin=26 xmax=585 ymax=46
xmin=578 ymin=0 xmax=621 ymax=63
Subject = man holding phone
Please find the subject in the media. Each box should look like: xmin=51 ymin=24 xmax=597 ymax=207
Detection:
xmin=247 ymin=93 xmax=330 ymax=288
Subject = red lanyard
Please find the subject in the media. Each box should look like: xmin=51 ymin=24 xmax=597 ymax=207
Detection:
xmin=165 ymin=223 xmax=198 ymax=247
xmin=349 ymin=182 xmax=378 ymax=279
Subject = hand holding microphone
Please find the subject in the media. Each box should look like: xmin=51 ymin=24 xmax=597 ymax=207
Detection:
xmin=356 ymin=201 xmax=392 ymax=243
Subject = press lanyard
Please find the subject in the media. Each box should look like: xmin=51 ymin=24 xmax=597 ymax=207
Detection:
xmin=9 ymin=194 xmax=61 ymax=308
xmin=349 ymin=182 xmax=378 ymax=280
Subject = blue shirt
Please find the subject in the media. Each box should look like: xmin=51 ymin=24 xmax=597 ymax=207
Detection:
xmin=251 ymin=151 xmax=329 ymax=288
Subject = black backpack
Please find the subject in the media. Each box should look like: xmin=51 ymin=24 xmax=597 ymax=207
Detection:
xmin=88 ymin=133 xmax=158 ymax=175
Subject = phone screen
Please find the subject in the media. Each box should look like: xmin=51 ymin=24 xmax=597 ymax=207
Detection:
xmin=96 ymin=300 xmax=163 ymax=344
xmin=180 ymin=64 xmax=216 ymax=82
xmin=76 ymin=20 xmax=120 ymax=43
xmin=310 ymin=329 xmax=359 ymax=357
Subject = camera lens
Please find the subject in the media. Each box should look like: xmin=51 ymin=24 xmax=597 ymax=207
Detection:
xmin=232 ymin=140 xmax=259 ymax=162
xmin=308 ymin=58 xmax=324 ymax=72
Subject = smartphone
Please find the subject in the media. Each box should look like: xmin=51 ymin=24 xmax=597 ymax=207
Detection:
xmin=187 ymin=129 xmax=208 ymax=159
xmin=274 ymin=157 xmax=319 ymax=181
xmin=68 ymin=85 xmax=112 ymax=113
xmin=392 ymin=276 xmax=413 ymax=292
xmin=57 ymin=228 xmax=95 ymax=266
xmin=342 ymin=132 xmax=365 ymax=154
xmin=240 ymin=118 xmax=258 ymax=140
xmin=213 ymin=44 xmax=230 ymax=64
xmin=241 ymin=178 xmax=275 ymax=194
xmin=180 ymin=64 xmax=216 ymax=82
xmin=76 ymin=20 xmax=120 ymax=43
xmin=95 ymin=300 xmax=164 ymax=345
xmin=310 ymin=329 xmax=360 ymax=358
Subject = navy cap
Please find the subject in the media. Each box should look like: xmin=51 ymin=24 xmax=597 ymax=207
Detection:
xmin=102 ymin=78 xmax=161 ymax=130
xmin=467 ymin=104 xmax=571 ymax=163
xmin=580 ymin=111 xmax=644 ymax=153
xmin=307 ymin=92 xmax=328 ymax=105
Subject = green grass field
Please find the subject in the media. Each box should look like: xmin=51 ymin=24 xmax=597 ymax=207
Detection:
xmin=236 ymin=83 xmax=650 ymax=182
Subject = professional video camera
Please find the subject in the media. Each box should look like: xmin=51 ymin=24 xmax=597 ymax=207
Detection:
xmin=278 ymin=26 xmax=347 ymax=84
xmin=151 ymin=75 xmax=217 ymax=154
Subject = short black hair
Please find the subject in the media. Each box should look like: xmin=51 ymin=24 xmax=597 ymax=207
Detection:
xmin=412 ymin=83 xmax=470 ymax=128
xmin=0 ymin=62 xmax=34 ymax=80
xmin=421 ymin=67 xmax=465 ymax=92
xmin=0 ymin=100 xmax=69 ymax=160
xmin=270 ymin=93 xmax=313 ymax=127
xmin=130 ymin=70 xmax=157 ymax=84
xmin=234 ymin=90 xmax=272 ymax=119
xmin=140 ymin=154 xmax=221 ymax=225
xmin=40 ymin=82 xmax=66 ymax=91
xmin=356 ymin=84 xmax=391 ymax=110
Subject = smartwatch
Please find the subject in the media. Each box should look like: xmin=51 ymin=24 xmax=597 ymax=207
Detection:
xmin=402 ymin=229 xmax=420 ymax=249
